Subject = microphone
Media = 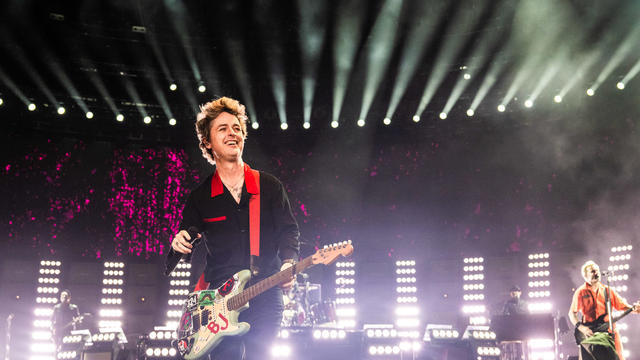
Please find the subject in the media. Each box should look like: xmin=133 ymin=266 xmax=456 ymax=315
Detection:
xmin=165 ymin=227 xmax=201 ymax=276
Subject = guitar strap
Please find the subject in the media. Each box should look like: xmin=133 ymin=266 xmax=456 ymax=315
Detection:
xmin=194 ymin=165 xmax=261 ymax=291
xmin=247 ymin=168 xmax=261 ymax=276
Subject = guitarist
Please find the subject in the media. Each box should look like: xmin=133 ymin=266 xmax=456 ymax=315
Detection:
xmin=51 ymin=289 xmax=80 ymax=352
xmin=169 ymin=97 xmax=300 ymax=360
xmin=568 ymin=260 xmax=639 ymax=360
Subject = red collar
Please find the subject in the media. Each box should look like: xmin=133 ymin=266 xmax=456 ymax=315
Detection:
xmin=211 ymin=163 xmax=259 ymax=197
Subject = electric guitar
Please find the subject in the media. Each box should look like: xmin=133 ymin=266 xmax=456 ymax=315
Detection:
xmin=175 ymin=241 xmax=354 ymax=359
xmin=574 ymin=304 xmax=637 ymax=344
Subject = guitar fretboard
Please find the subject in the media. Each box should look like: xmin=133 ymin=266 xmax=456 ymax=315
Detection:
xmin=227 ymin=256 xmax=314 ymax=311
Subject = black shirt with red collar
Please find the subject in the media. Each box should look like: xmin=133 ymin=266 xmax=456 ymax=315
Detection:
xmin=176 ymin=164 xmax=300 ymax=289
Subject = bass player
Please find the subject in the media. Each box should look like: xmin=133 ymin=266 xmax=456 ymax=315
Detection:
xmin=568 ymin=260 xmax=639 ymax=360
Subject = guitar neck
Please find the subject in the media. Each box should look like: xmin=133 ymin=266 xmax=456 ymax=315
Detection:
xmin=227 ymin=256 xmax=314 ymax=311
xmin=612 ymin=306 xmax=635 ymax=323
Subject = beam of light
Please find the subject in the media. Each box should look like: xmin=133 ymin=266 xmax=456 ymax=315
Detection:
xmin=0 ymin=66 xmax=31 ymax=105
xmin=76 ymin=56 xmax=120 ymax=117
xmin=416 ymin=3 xmax=485 ymax=118
xmin=297 ymin=0 xmax=328 ymax=127
xmin=224 ymin=38 xmax=259 ymax=128
xmin=620 ymin=57 xmax=640 ymax=87
xmin=556 ymin=52 xmax=598 ymax=99
xmin=8 ymin=42 xmax=58 ymax=106
xmin=588 ymin=24 xmax=640 ymax=93
xmin=137 ymin=11 xmax=174 ymax=92
xmin=500 ymin=0 xmax=576 ymax=109
xmin=149 ymin=73 xmax=175 ymax=126
xmin=384 ymin=1 xmax=442 ymax=120
xmin=332 ymin=0 xmax=364 ymax=126
xmin=469 ymin=55 xmax=510 ymax=113
xmin=123 ymin=80 xmax=150 ymax=123
xmin=441 ymin=3 xmax=505 ymax=117
xmin=356 ymin=0 xmax=403 ymax=123
xmin=163 ymin=0 xmax=202 ymax=84
xmin=254 ymin=1 xmax=287 ymax=128
xmin=46 ymin=59 xmax=90 ymax=114
xmin=527 ymin=61 xmax=562 ymax=105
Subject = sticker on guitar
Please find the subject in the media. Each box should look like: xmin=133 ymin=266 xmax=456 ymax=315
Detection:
xmin=176 ymin=240 xmax=354 ymax=360
xmin=206 ymin=313 xmax=229 ymax=334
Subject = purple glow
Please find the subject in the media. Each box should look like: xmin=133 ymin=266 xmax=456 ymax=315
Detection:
xmin=108 ymin=148 xmax=199 ymax=257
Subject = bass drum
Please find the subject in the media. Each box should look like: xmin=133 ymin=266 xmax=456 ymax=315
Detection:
xmin=281 ymin=295 xmax=306 ymax=327
xmin=309 ymin=300 xmax=337 ymax=325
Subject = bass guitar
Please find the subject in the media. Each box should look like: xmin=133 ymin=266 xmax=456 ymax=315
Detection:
xmin=574 ymin=304 xmax=636 ymax=344
xmin=175 ymin=241 xmax=354 ymax=359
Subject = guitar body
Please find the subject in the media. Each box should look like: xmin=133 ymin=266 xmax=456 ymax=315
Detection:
xmin=174 ymin=241 xmax=355 ymax=359
xmin=574 ymin=306 xmax=635 ymax=345
xmin=574 ymin=317 xmax=611 ymax=344
xmin=177 ymin=270 xmax=252 ymax=360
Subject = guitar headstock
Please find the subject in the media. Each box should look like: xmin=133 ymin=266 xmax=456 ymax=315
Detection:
xmin=312 ymin=241 xmax=354 ymax=266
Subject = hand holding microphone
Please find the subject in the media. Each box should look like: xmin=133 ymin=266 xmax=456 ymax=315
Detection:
xmin=165 ymin=227 xmax=202 ymax=275
xmin=171 ymin=227 xmax=202 ymax=254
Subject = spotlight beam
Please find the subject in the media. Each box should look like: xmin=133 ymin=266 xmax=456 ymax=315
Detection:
xmin=254 ymin=1 xmax=287 ymax=127
xmin=224 ymin=37 xmax=259 ymax=126
xmin=0 ymin=66 xmax=31 ymax=105
xmin=441 ymin=3 xmax=505 ymax=116
xmin=557 ymin=52 xmax=598 ymax=98
xmin=149 ymin=73 xmax=175 ymax=123
xmin=10 ymin=44 xmax=58 ymax=106
xmin=123 ymin=80 xmax=149 ymax=120
xmin=589 ymin=24 xmax=640 ymax=92
xmin=385 ymin=1 xmax=442 ymax=119
xmin=357 ymin=0 xmax=404 ymax=123
xmin=415 ymin=4 xmax=484 ymax=118
xmin=621 ymin=57 xmax=640 ymax=85
xmin=332 ymin=0 xmax=365 ymax=125
xmin=297 ymin=0 xmax=328 ymax=126
xmin=164 ymin=1 xmax=202 ymax=83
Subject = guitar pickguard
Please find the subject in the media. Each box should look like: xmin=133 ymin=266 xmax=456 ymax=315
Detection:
xmin=177 ymin=270 xmax=252 ymax=360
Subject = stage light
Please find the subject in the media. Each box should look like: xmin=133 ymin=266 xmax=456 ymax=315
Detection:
xmin=251 ymin=122 xmax=259 ymax=130
xmin=303 ymin=122 xmax=310 ymax=129
xmin=28 ymin=103 xmax=36 ymax=111
xmin=116 ymin=114 xmax=124 ymax=122
xmin=383 ymin=117 xmax=391 ymax=125
xmin=280 ymin=123 xmax=288 ymax=130
xmin=0 ymin=98 xmax=3 ymax=105
xmin=169 ymin=83 xmax=177 ymax=91
xmin=85 ymin=111 xmax=94 ymax=119
xmin=143 ymin=116 xmax=151 ymax=124
xmin=57 ymin=106 xmax=66 ymax=115
xmin=586 ymin=88 xmax=595 ymax=96
xmin=616 ymin=82 xmax=625 ymax=90
xmin=464 ymin=73 xmax=471 ymax=80
xmin=439 ymin=112 xmax=447 ymax=120
xmin=524 ymin=99 xmax=533 ymax=108
xmin=169 ymin=118 xmax=176 ymax=126
xmin=553 ymin=95 xmax=562 ymax=103
xmin=412 ymin=115 xmax=420 ymax=122
xmin=466 ymin=109 xmax=474 ymax=117
xmin=357 ymin=119 xmax=365 ymax=127
xmin=497 ymin=104 xmax=505 ymax=112
xmin=331 ymin=120 xmax=339 ymax=128
xmin=198 ymin=84 xmax=206 ymax=93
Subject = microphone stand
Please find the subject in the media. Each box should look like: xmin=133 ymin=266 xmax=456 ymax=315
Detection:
xmin=603 ymin=271 xmax=615 ymax=341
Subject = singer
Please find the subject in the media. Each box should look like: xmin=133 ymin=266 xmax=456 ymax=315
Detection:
xmin=568 ymin=260 xmax=639 ymax=360
xmin=168 ymin=96 xmax=300 ymax=359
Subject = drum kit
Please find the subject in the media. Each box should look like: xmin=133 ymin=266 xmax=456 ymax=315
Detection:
xmin=281 ymin=273 xmax=337 ymax=327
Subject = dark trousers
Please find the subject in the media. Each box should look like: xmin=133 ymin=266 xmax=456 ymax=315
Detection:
xmin=210 ymin=287 xmax=283 ymax=360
